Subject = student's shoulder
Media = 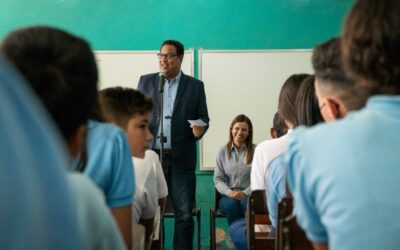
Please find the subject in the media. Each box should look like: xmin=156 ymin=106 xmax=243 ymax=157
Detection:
xmin=145 ymin=150 xmax=159 ymax=161
xmin=88 ymin=120 xmax=125 ymax=140
xmin=68 ymin=173 xmax=105 ymax=204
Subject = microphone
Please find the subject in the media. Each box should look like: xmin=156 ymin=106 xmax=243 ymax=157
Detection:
xmin=159 ymin=72 xmax=166 ymax=92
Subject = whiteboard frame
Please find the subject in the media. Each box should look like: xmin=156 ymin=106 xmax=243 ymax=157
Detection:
xmin=198 ymin=49 xmax=312 ymax=171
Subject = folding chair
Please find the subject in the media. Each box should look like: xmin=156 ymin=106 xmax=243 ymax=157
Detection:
xmin=246 ymin=190 xmax=275 ymax=250
xmin=160 ymin=197 xmax=201 ymax=250
xmin=209 ymin=188 xmax=226 ymax=250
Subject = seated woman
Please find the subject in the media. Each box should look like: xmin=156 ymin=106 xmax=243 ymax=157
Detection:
xmin=213 ymin=114 xmax=255 ymax=225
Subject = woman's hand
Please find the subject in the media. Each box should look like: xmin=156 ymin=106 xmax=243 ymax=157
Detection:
xmin=228 ymin=190 xmax=246 ymax=200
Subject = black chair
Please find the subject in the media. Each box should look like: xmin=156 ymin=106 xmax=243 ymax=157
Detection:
xmin=160 ymin=197 xmax=201 ymax=250
xmin=246 ymin=190 xmax=275 ymax=250
xmin=209 ymin=188 xmax=226 ymax=250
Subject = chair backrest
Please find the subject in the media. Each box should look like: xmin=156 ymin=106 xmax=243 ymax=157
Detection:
xmin=246 ymin=190 xmax=275 ymax=250
xmin=276 ymin=197 xmax=313 ymax=250
xmin=281 ymin=215 xmax=313 ymax=250
xmin=276 ymin=196 xmax=293 ymax=250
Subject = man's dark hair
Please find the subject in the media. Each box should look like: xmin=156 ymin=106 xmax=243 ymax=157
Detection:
xmin=2 ymin=26 xmax=98 ymax=141
xmin=342 ymin=0 xmax=400 ymax=95
xmin=99 ymin=87 xmax=154 ymax=129
xmin=312 ymin=37 xmax=366 ymax=110
xmin=278 ymin=73 xmax=310 ymax=127
xmin=161 ymin=40 xmax=184 ymax=57
xmin=295 ymin=75 xmax=324 ymax=127
xmin=272 ymin=112 xmax=287 ymax=138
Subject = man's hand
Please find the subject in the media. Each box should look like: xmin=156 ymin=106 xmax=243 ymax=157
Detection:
xmin=192 ymin=125 xmax=204 ymax=138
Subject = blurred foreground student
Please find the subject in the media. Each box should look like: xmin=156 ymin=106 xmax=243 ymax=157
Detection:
xmin=0 ymin=56 xmax=84 ymax=250
xmin=99 ymin=87 xmax=169 ymax=249
xmin=287 ymin=1 xmax=400 ymax=249
xmin=2 ymin=26 xmax=126 ymax=249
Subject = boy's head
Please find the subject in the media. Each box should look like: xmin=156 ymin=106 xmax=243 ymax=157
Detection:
xmin=342 ymin=0 xmax=400 ymax=95
xmin=278 ymin=73 xmax=310 ymax=128
xmin=270 ymin=112 xmax=287 ymax=139
xmin=99 ymin=87 xmax=154 ymax=158
xmin=1 ymin=26 xmax=98 ymax=157
xmin=312 ymin=37 xmax=367 ymax=122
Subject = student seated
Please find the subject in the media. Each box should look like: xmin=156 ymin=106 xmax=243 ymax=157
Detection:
xmin=213 ymin=114 xmax=255 ymax=226
xmin=266 ymin=75 xmax=323 ymax=233
xmin=287 ymin=1 xmax=400 ymax=249
xmin=99 ymin=87 xmax=169 ymax=249
xmin=1 ymin=26 xmax=126 ymax=249
xmin=250 ymin=74 xmax=309 ymax=191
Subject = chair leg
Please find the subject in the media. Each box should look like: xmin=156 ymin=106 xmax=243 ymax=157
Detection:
xmin=210 ymin=209 xmax=216 ymax=250
xmin=197 ymin=208 xmax=201 ymax=250
xmin=160 ymin=216 xmax=165 ymax=250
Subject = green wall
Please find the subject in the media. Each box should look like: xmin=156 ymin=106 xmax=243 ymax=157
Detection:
xmin=1 ymin=0 xmax=352 ymax=50
xmin=1 ymin=1 xmax=353 ymax=248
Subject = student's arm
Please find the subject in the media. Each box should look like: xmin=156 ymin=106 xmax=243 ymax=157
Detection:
xmin=313 ymin=243 xmax=328 ymax=250
xmin=158 ymin=196 xmax=167 ymax=215
xmin=112 ymin=206 xmax=132 ymax=249
xmin=138 ymin=217 xmax=155 ymax=249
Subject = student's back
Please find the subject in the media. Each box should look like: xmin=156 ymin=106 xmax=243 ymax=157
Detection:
xmin=287 ymin=1 xmax=400 ymax=249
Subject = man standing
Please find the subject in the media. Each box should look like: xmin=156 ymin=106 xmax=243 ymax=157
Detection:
xmin=137 ymin=40 xmax=209 ymax=249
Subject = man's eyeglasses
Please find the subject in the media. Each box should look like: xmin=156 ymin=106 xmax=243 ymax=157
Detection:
xmin=157 ymin=53 xmax=177 ymax=59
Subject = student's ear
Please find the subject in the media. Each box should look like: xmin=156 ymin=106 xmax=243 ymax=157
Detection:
xmin=67 ymin=124 xmax=87 ymax=157
xmin=270 ymin=128 xmax=277 ymax=139
xmin=325 ymin=97 xmax=349 ymax=121
xmin=324 ymin=99 xmax=341 ymax=121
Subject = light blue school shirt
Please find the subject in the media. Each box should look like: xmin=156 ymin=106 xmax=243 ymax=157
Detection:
xmin=0 ymin=57 xmax=84 ymax=249
xmin=266 ymin=154 xmax=286 ymax=228
xmin=154 ymin=71 xmax=181 ymax=149
xmin=287 ymin=96 xmax=400 ymax=250
xmin=85 ymin=120 xmax=135 ymax=208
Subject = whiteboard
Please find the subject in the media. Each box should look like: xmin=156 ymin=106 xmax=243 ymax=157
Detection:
xmin=199 ymin=49 xmax=313 ymax=170
xmin=95 ymin=49 xmax=194 ymax=89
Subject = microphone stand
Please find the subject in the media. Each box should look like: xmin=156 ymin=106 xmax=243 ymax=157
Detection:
xmin=158 ymin=73 xmax=166 ymax=250
xmin=158 ymin=74 xmax=166 ymax=167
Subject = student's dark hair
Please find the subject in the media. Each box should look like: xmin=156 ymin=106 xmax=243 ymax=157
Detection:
xmin=342 ymin=0 xmax=400 ymax=95
xmin=278 ymin=74 xmax=310 ymax=127
xmin=1 ymin=26 xmax=98 ymax=142
xmin=161 ymin=40 xmax=184 ymax=57
xmin=313 ymin=37 xmax=366 ymax=110
xmin=226 ymin=114 xmax=254 ymax=164
xmin=99 ymin=87 xmax=154 ymax=129
xmin=272 ymin=112 xmax=287 ymax=138
xmin=295 ymin=75 xmax=324 ymax=127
